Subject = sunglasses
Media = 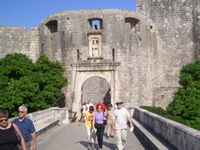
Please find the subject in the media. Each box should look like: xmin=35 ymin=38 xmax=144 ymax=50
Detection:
xmin=18 ymin=111 xmax=24 ymax=113
xmin=116 ymin=103 xmax=122 ymax=105
xmin=0 ymin=119 xmax=8 ymax=122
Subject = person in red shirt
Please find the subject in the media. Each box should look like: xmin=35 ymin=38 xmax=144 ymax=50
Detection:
xmin=96 ymin=100 xmax=107 ymax=112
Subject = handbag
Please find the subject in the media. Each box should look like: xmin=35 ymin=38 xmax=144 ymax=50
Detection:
xmin=12 ymin=123 xmax=21 ymax=144
xmin=102 ymin=112 xmax=107 ymax=125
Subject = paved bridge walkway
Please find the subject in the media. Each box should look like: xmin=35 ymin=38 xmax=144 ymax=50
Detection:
xmin=37 ymin=122 xmax=149 ymax=150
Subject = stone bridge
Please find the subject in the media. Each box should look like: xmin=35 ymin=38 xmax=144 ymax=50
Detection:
xmin=9 ymin=107 xmax=200 ymax=150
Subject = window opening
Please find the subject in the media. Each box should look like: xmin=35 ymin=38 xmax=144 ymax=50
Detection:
xmin=45 ymin=20 xmax=58 ymax=33
xmin=125 ymin=18 xmax=140 ymax=32
xmin=89 ymin=19 xmax=103 ymax=30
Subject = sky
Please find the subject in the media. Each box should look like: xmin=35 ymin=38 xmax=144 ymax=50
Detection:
xmin=0 ymin=0 xmax=137 ymax=30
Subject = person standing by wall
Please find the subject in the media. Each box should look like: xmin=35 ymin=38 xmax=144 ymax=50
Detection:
xmin=86 ymin=100 xmax=94 ymax=112
xmin=106 ymin=104 xmax=114 ymax=139
xmin=80 ymin=102 xmax=87 ymax=121
xmin=0 ymin=109 xmax=26 ymax=150
xmin=12 ymin=106 xmax=37 ymax=150
xmin=112 ymin=101 xmax=133 ymax=150
xmin=79 ymin=106 xmax=96 ymax=150
xmin=92 ymin=105 xmax=107 ymax=150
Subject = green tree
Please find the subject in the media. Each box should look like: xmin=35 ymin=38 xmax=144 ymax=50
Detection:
xmin=167 ymin=60 xmax=200 ymax=129
xmin=0 ymin=53 xmax=68 ymax=117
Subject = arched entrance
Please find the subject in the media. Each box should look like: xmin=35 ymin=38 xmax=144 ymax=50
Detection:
xmin=81 ymin=77 xmax=111 ymax=105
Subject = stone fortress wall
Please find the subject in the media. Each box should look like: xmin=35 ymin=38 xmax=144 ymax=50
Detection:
xmin=0 ymin=0 xmax=199 ymax=112
xmin=0 ymin=27 xmax=39 ymax=62
xmin=137 ymin=0 xmax=200 ymax=107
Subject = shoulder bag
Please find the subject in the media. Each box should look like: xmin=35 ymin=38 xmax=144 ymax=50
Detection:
xmin=102 ymin=112 xmax=107 ymax=125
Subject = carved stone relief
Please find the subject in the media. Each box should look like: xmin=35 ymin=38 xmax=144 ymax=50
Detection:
xmin=88 ymin=35 xmax=102 ymax=58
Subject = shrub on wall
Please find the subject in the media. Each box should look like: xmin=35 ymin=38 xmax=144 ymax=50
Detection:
xmin=0 ymin=53 xmax=68 ymax=117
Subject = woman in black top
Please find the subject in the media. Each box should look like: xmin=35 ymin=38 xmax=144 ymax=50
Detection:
xmin=0 ymin=109 xmax=26 ymax=150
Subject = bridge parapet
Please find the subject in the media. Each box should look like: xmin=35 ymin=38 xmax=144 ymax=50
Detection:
xmin=130 ymin=107 xmax=200 ymax=150
xmin=9 ymin=107 xmax=69 ymax=137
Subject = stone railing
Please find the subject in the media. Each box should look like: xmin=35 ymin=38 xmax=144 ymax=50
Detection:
xmin=130 ymin=107 xmax=200 ymax=150
xmin=9 ymin=107 xmax=69 ymax=137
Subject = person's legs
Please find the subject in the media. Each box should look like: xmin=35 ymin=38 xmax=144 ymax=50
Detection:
xmin=96 ymin=128 xmax=101 ymax=148
xmin=98 ymin=126 xmax=105 ymax=149
xmin=87 ymin=127 xmax=92 ymax=149
xmin=91 ymin=128 xmax=96 ymax=149
xmin=87 ymin=127 xmax=92 ymax=143
xmin=106 ymin=125 xmax=110 ymax=138
xmin=91 ymin=128 xmax=96 ymax=143
xmin=115 ymin=129 xmax=123 ymax=150
xmin=121 ymin=129 xmax=127 ymax=150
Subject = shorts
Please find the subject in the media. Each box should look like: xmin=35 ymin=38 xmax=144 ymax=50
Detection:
xmin=107 ymin=123 xmax=113 ymax=128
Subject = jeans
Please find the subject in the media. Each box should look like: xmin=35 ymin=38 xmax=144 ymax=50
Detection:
xmin=96 ymin=124 xmax=105 ymax=149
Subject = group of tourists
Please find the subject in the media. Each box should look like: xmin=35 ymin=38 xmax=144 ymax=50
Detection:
xmin=0 ymin=106 xmax=37 ymax=150
xmin=79 ymin=99 xmax=133 ymax=150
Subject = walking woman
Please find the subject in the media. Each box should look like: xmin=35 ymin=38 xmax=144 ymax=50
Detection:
xmin=0 ymin=109 xmax=26 ymax=150
xmin=79 ymin=106 xmax=96 ymax=150
xmin=92 ymin=105 xmax=107 ymax=150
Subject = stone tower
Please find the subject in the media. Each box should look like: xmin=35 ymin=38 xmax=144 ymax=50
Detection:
xmin=137 ymin=0 xmax=200 ymax=107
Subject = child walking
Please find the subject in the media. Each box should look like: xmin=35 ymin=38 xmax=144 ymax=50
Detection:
xmin=106 ymin=104 xmax=114 ymax=139
xmin=79 ymin=106 xmax=96 ymax=150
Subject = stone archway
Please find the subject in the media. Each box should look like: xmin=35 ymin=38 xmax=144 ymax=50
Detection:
xmin=81 ymin=77 xmax=111 ymax=105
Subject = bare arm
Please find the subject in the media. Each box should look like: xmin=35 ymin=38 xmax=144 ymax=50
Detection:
xmin=93 ymin=117 xmax=95 ymax=128
xmin=13 ymin=123 xmax=26 ymax=150
xmin=112 ymin=119 xmax=115 ymax=131
xmin=31 ymin=132 xmax=37 ymax=150
xmin=127 ymin=117 xmax=133 ymax=127
xmin=79 ymin=116 xmax=84 ymax=126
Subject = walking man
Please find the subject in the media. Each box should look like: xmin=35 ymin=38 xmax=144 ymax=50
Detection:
xmin=12 ymin=106 xmax=37 ymax=150
xmin=96 ymin=100 xmax=107 ymax=112
xmin=86 ymin=100 xmax=94 ymax=111
xmin=112 ymin=100 xmax=133 ymax=150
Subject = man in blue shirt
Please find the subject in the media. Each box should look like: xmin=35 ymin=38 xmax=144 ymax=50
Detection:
xmin=12 ymin=106 xmax=37 ymax=150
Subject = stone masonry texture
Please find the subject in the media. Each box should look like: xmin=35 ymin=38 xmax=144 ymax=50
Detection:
xmin=0 ymin=2 xmax=199 ymax=112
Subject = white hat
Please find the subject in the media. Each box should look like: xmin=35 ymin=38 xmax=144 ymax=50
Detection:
xmin=115 ymin=100 xmax=123 ymax=104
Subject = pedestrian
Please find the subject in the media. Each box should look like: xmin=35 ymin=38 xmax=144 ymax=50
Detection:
xmin=0 ymin=109 xmax=26 ymax=150
xmin=94 ymin=103 xmax=97 ymax=112
xmin=96 ymin=100 xmax=107 ymax=112
xmin=92 ymin=105 xmax=107 ymax=150
xmin=112 ymin=101 xmax=133 ymax=150
xmin=12 ymin=106 xmax=37 ymax=150
xmin=80 ymin=102 xmax=87 ymax=121
xmin=106 ymin=104 xmax=114 ymax=139
xmin=79 ymin=106 xmax=96 ymax=150
xmin=86 ymin=100 xmax=94 ymax=111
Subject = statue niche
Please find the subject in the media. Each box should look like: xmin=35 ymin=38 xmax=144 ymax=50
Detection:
xmin=92 ymin=39 xmax=99 ymax=57
xmin=88 ymin=34 xmax=102 ymax=58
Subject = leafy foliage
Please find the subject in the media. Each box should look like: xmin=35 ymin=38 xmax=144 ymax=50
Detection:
xmin=0 ymin=53 xmax=68 ymax=117
xmin=166 ymin=60 xmax=200 ymax=130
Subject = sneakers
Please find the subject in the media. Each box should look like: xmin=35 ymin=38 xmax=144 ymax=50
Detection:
xmin=106 ymin=135 xmax=109 ymax=139
xmin=110 ymin=134 xmax=114 ymax=138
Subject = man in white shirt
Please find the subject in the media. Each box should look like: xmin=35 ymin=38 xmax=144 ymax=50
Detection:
xmin=86 ymin=100 xmax=94 ymax=111
xmin=112 ymin=100 xmax=133 ymax=150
